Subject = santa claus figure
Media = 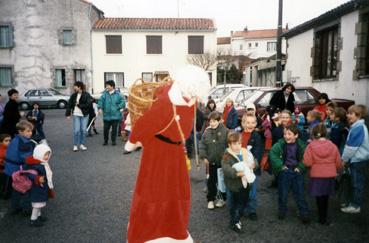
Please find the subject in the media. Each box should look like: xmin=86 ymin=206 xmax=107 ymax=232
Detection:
xmin=125 ymin=65 xmax=210 ymax=242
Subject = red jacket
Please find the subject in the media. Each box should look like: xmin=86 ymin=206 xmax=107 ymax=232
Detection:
xmin=0 ymin=143 xmax=7 ymax=173
xmin=303 ymin=139 xmax=342 ymax=178
xmin=314 ymin=104 xmax=327 ymax=121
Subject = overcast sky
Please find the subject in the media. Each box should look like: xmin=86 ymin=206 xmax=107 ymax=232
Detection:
xmin=91 ymin=0 xmax=350 ymax=36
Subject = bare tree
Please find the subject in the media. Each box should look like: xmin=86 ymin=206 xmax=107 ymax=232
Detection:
xmin=187 ymin=52 xmax=218 ymax=71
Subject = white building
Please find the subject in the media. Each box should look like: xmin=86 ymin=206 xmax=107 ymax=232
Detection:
xmin=284 ymin=0 xmax=369 ymax=105
xmin=0 ymin=0 xmax=103 ymax=94
xmin=91 ymin=18 xmax=217 ymax=94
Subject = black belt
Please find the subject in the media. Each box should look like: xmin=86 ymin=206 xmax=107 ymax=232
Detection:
xmin=155 ymin=134 xmax=181 ymax=145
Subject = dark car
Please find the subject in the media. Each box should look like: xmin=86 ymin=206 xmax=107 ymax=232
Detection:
xmin=236 ymin=87 xmax=355 ymax=119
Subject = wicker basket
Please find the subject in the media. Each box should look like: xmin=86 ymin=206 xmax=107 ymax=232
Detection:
xmin=128 ymin=77 xmax=171 ymax=128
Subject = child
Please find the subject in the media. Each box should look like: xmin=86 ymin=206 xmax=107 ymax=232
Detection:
xmin=240 ymin=114 xmax=264 ymax=220
xmin=272 ymin=109 xmax=292 ymax=145
xmin=303 ymin=124 xmax=343 ymax=225
xmin=4 ymin=121 xmax=36 ymax=214
xmin=24 ymin=143 xmax=55 ymax=226
xmin=0 ymin=134 xmax=11 ymax=198
xmin=329 ymin=107 xmax=348 ymax=152
xmin=292 ymin=105 xmax=305 ymax=131
xmin=222 ymin=132 xmax=255 ymax=233
xmin=324 ymin=101 xmax=337 ymax=128
xmin=199 ymin=111 xmax=228 ymax=209
xmin=222 ymin=98 xmax=238 ymax=130
xmin=306 ymin=110 xmax=321 ymax=141
xmin=0 ymin=89 xmax=21 ymax=138
xmin=341 ymin=105 xmax=369 ymax=214
xmin=269 ymin=124 xmax=310 ymax=223
xmin=313 ymin=93 xmax=330 ymax=121
xmin=245 ymin=103 xmax=262 ymax=131
xmin=26 ymin=102 xmax=45 ymax=140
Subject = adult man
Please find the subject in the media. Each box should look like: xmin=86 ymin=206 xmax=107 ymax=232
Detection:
xmin=98 ymin=80 xmax=125 ymax=146
xmin=0 ymin=89 xmax=21 ymax=137
xmin=269 ymin=83 xmax=295 ymax=113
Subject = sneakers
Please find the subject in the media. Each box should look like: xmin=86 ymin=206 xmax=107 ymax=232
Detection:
xmin=30 ymin=219 xmax=43 ymax=227
xmin=215 ymin=199 xmax=226 ymax=208
xmin=231 ymin=222 xmax=242 ymax=233
xmin=341 ymin=205 xmax=361 ymax=214
xmin=73 ymin=145 xmax=78 ymax=152
xmin=207 ymin=201 xmax=215 ymax=210
xmin=80 ymin=144 xmax=87 ymax=151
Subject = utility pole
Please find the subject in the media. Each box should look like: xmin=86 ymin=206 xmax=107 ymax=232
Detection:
xmin=276 ymin=0 xmax=283 ymax=87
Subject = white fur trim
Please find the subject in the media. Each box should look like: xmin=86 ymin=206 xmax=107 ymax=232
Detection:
xmin=125 ymin=141 xmax=142 ymax=152
xmin=145 ymin=233 xmax=193 ymax=243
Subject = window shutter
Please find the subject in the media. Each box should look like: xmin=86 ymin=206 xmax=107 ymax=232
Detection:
xmin=355 ymin=14 xmax=369 ymax=77
xmin=8 ymin=25 xmax=13 ymax=47
xmin=311 ymin=36 xmax=321 ymax=80
xmin=106 ymin=35 xmax=122 ymax=54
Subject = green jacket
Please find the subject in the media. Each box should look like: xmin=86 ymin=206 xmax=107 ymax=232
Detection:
xmin=269 ymin=138 xmax=306 ymax=175
xmin=222 ymin=148 xmax=252 ymax=193
xmin=98 ymin=90 xmax=125 ymax=121
xmin=199 ymin=123 xmax=228 ymax=166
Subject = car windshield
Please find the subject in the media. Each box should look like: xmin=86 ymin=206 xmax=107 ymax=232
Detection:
xmin=48 ymin=89 xmax=63 ymax=95
xmin=219 ymin=89 xmax=234 ymax=100
xmin=243 ymin=90 xmax=264 ymax=104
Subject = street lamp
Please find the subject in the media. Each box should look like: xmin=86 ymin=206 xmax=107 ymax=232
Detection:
xmin=276 ymin=0 xmax=283 ymax=87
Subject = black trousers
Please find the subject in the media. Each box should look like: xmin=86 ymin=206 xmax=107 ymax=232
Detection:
xmin=206 ymin=164 xmax=227 ymax=201
xmin=316 ymin=195 xmax=329 ymax=223
xmin=103 ymin=120 xmax=119 ymax=143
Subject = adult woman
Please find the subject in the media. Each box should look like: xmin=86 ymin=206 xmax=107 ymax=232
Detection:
xmin=269 ymin=83 xmax=296 ymax=113
xmin=66 ymin=82 xmax=92 ymax=152
xmin=222 ymin=98 xmax=238 ymax=129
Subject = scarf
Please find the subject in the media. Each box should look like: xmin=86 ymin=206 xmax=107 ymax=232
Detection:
xmin=222 ymin=105 xmax=232 ymax=124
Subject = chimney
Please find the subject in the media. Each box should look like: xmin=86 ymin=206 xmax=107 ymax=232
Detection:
xmin=244 ymin=26 xmax=248 ymax=31
xmin=285 ymin=23 xmax=289 ymax=30
xmin=231 ymin=31 xmax=234 ymax=36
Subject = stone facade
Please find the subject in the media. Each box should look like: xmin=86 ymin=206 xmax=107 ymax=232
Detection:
xmin=0 ymin=0 xmax=103 ymax=95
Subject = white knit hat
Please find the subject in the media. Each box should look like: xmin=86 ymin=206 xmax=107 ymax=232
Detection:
xmin=33 ymin=143 xmax=52 ymax=162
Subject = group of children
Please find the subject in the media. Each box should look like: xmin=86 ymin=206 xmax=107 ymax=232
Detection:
xmin=0 ymin=120 xmax=54 ymax=227
xmin=199 ymin=97 xmax=369 ymax=233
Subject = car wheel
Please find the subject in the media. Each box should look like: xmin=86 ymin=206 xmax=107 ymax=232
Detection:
xmin=57 ymin=100 xmax=67 ymax=109
xmin=20 ymin=102 xmax=30 ymax=110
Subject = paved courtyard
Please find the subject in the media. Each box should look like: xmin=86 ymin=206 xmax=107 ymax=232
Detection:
xmin=0 ymin=109 xmax=368 ymax=243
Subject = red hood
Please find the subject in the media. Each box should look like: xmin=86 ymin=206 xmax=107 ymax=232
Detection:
xmin=25 ymin=156 xmax=42 ymax=165
xmin=308 ymin=140 xmax=336 ymax=159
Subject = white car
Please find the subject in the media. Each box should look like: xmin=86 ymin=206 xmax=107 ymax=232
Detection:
xmin=215 ymin=87 xmax=260 ymax=112
xmin=201 ymin=84 xmax=246 ymax=104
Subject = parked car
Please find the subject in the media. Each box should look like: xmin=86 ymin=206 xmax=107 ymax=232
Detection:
xmin=215 ymin=87 xmax=260 ymax=112
xmin=19 ymin=88 xmax=70 ymax=110
xmin=201 ymin=84 xmax=246 ymax=104
xmin=92 ymin=87 xmax=129 ymax=101
xmin=237 ymin=86 xmax=355 ymax=120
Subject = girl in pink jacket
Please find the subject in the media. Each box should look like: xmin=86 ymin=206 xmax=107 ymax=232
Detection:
xmin=303 ymin=124 xmax=343 ymax=225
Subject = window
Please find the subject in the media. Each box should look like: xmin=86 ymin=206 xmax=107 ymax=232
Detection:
xmin=55 ymin=69 xmax=66 ymax=87
xmin=239 ymin=44 xmax=243 ymax=50
xmin=74 ymin=69 xmax=85 ymax=83
xmin=146 ymin=36 xmax=162 ymax=54
xmin=248 ymin=43 xmax=252 ymax=48
xmin=312 ymin=25 xmax=339 ymax=79
xmin=255 ymin=42 xmax=258 ymax=47
xmin=104 ymin=72 xmax=124 ymax=88
xmin=142 ymin=72 xmax=153 ymax=82
xmin=0 ymin=24 xmax=13 ymax=48
xmin=294 ymin=90 xmax=315 ymax=104
xmin=63 ymin=29 xmax=73 ymax=45
xmin=267 ymin=42 xmax=276 ymax=52
xmin=188 ymin=36 xmax=204 ymax=54
xmin=39 ymin=90 xmax=51 ymax=96
xmin=0 ymin=67 xmax=12 ymax=87
xmin=106 ymin=35 xmax=122 ymax=54
xmin=25 ymin=90 xmax=39 ymax=97
xmin=208 ymin=72 xmax=212 ymax=85
xmin=354 ymin=12 xmax=369 ymax=77
xmin=257 ymin=92 xmax=274 ymax=107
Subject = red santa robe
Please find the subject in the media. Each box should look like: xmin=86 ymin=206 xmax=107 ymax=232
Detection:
xmin=127 ymin=83 xmax=194 ymax=243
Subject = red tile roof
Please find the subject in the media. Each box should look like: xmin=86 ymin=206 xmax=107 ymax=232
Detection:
xmin=232 ymin=29 xmax=286 ymax=39
xmin=93 ymin=18 xmax=215 ymax=31
xmin=217 ymin=37 xmax=231 ymax=45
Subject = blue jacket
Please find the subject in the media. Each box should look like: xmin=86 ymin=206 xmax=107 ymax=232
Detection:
xmin=226 ymin=107 xmax=238 ymax=129
xmin=98 ymin=90 xmax=125 ymax=121
xmin=4 ymin=135 xmax=35 ymax=176
xmin=24 ymin=157 xmax=49 ymax=203
xmin=342 ymin=119 xmax=369 ymax=163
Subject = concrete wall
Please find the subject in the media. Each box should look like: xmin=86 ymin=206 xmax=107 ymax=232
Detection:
xmin=91 ymin=30 xmax=217 ymax=94
xmin=0 ymin=0 xmax=101 ymax=95
xmin=285 ymin=10 xmax=369 ymax=105
xmin=231 ymin=38 xmax=287 ymax=59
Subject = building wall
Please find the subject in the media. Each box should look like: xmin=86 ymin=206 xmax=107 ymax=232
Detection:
xmin=286 ymin=10 xmax=369 ymax=105
xmin=217 ymin=43 xmax=231 ymax=55
xmin=92 ymin=30 xmax=217 ymax=94
xmin=0 ymin=0 xmax=100 ymax=95
xmin=230 ymin=38 xmax=287 ymax=58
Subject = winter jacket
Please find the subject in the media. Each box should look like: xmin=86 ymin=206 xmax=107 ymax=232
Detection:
xmin=272 ymin=125 xmax=284 ymax=145
xmin=269 ymin=90 xmax=295 ymax=113
xmin=98 ymin=90 xmax=125 ymax=121
xmin=0 ymin=144 xmax=7 ymax=173
xmin=225 ymin=107 xmax=238 ymax=129
xmin=329 ymin=122 xmax=348 ymax=153
xmin=292 ymin=113 xmax=305 ymax=131
xmin=303 ymin=139 xmax=343 ymax=178
xmin=24 ymin=157 xmax=49 ymax=203
xmin=314 ymin=104 xmax=328 ymax=121
xmin=342 ymin=119 xmax=369 ymax=163
xmin=26 ymin=109 xmax=45 ymax=125
xmin=269 ymin=138 xmax=306 ymax=175
xmin=199 ymin=123 xmax=228 ymax=166
xmin=4 ymin=135 xmax=35 ymax=176
xmin=222 ymin=148 xmax=254 ymax=192
xmin=66 ymin=91 xmax=92 ymax=117
xmin=0 ymin=99 xmax=21 ymax=137
xmin=241 ymin=130 xmax=264 ymax=175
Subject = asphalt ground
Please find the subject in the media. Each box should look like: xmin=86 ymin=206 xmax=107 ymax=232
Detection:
xmin=0 ymin=109 xmax=368 ymax=243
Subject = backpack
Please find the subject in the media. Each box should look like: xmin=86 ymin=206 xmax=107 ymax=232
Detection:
xmin=12 ymin=166 xmax=38 ymax=194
